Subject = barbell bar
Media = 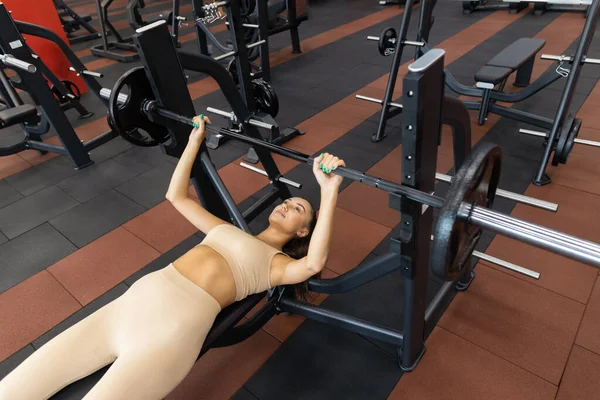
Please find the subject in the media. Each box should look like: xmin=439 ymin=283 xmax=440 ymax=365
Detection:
xmin=0 ymin=54 xmax=36 ymax=73
xmin=520 ymin=128 xmax=600 ymax=148
xmin=541 ymin=54 xmax=600 ymax=65
xmin=100 ymin=88 xmax=600 ymax=269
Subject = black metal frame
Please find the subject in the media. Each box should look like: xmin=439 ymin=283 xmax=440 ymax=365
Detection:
xmin=0 ymin=5 xmax=118 ymax=168
xmin=371 ymin=0 xmax=600 ymax=185
xmin=189 ymin=0 xmax=303 ymax=161
xmin=53 ymin=0 xmax=101 ymax=44
xmin=127 ymin=0 xmax=183 ymax=47
xmin=131 ymin=20 xmax=476 ymax=370
xmin=90 ymin=0 xmax=140 ymax=62
xmin=461 ymin=0 xmax=527 ymax=14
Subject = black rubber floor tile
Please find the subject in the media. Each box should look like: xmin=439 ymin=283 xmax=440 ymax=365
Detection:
xmin=0 ymin=345 xmax=35 ymax=380
xmin=232 ymin=388 xmax=260 ymax=400
xmin=115 ymin=162 xmax=177 ymax=209
xmin=88 ymin=136 xmax=133 ymax=164
xmin=335 ymin=119 xmax=403 ymax=158
xmin=0 ymin=232 xmax=6 ymax=246
xmin=0 ymin=180 xmax=23 ymax=209
xmin=49 ymin=190 xmax=145 ymax=248
xmin=50 ymin=366 xmax=110 ymax=399
xmin=0 ymin=224 xmax=77 ymax=294
xmin=5 ymin=156 xmax=77 ymax=197
xmin=244 ymin=319 xmax=401 ymax=400
xmin=111 ymin=145 xmax=173 ymax=174
xmin=0 ymin=186 xmax=80 ymax=240
xmin=32 ymin=284 xmax=129 ymax=350
xmin=124 ymin=235 xmax=203 ymax=287
xmin=56 ymin=159 xmax=140 ymax=203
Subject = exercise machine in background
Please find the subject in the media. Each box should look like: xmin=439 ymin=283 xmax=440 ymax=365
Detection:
xmin=127 ymin=0 xmax=187 ymax=47
xmin=53 ymin=0 xmax=101 ymax=44
xmin=463 ymin=0 xmax=591 ymax=15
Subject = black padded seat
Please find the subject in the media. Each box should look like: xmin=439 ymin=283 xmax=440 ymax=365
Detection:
xmin=0 ymin=104 xmax=37 ymax=128
xmin=474 ymin=65 xmax=513 ymax=85
xmin=486 ymin=38 xmax=546 ymax=70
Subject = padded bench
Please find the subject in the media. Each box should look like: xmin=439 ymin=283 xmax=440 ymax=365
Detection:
xmin=0 ymin=104 xmax=37 ymax=128
xmin=475 ymin=38 xmax=546 ymax=87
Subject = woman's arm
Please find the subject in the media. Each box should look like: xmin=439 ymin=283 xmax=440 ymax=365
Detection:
xmin=166 ymin=115 xmax=229 ymax=235
xmin=276 ymin=154 xmax=345 ymax=285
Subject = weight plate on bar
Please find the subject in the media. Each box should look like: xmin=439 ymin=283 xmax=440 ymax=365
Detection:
xmin=552 ymin=114 xmax=581 ymax=165
xmin=431 ymin=143 xmax=502 ymax=281
xmin=378 ymin=27 xmax=397 ymax=57
xmin=252 ymin=78 xmax=279 ymax=117
xmin=108 ymin=67 xmax=169 ymax=147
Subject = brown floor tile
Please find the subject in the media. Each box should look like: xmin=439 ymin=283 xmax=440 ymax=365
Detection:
xmin=312 ymin=102 xmax=377 ymax=131
xmin=0 ymin=271 xmax=80 ymax=362
xmin=573 ymin=127 xmax=600 ymax=159
xmin=0 ymin=155 xmax=31 ymax=180
xmin=389 ymin=327 xmax=557 ymax=400
xmin=483 ymin=236 xmax=597 ymax=304
xmin=48 ymin=227 xmax=161 ymax=306
xmin=325 ymin=207 xmax=390 ymax=275
xmin=556 ymin=345 xmax=600 ymax=400
xmin=188 ymin=78 xmax=221 ymax=99
xmin=575 ymin=278 xmax=600 ymax=355
xmin=439 ymin=264 xmax=584 ymax=384
xmin=513 ymin=185 xmax=600 ymax=244
xmin=337 ymin=182 xmax=400 ymax=229
xmin=123 ymin=200 xmax=199 ymax=253
xmin=544 ymin=153 xmax=600 ymax=196
xmin=367 ymin=146 xmax=402 ymax=183
xmin=166 ymin=329 xmax=280 ymax=400
xmin=217 ymin=162 xmax=270 ymax=204
xmin=287 ymin=119 xmax=349 ymax=154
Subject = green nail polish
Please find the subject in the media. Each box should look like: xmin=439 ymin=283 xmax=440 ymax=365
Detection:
xmin=319 ymin=163 xmax=323 ymax=169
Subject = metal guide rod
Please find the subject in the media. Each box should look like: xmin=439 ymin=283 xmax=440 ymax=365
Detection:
xmin=100 ymin=88 xmax=600 ymax=270
xmin=435 ymin=172 xmax=558 ymax=212
xmin=366 ymin=36 xmax=425 ymax=47
xmin=239 ymin=162 xmax=302 ymax=189
xmin=69 ymin=67 xmax=103 ymax=78
xmin=0 ymin=54 xmax=36 ymax=73
xmin=213 ymin=39 xmax=266 ymax=61
xmin=225 ymin=21 xmax=259 ymax=28
xmin=520 ymin=128 xmax=600 ymax=148
xmin=472 ymin=250 xmax=540 ymax=279
xmin=541 ymin=54 xmax=600 ymax=65
xmin=355 ymin=95 xmax=403 ymax=109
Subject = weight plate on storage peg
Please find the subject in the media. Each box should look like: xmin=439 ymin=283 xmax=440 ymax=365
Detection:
xmin=252 ymin=78 xmax=279 ymax=118
xmin=378 ymin=27 xmax=397 ymax=57
xmin=552 ymin=114 xmax=581 ymax=165
xmin=108 ymin=67 xmax=169 ymax=147
xmin=431 ymin=143 xmax=502 ymax=281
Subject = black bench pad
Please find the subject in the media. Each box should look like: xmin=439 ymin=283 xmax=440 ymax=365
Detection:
xmin=474 ymin=65 xmax=513 ymax=85
xmin=0 ymin=104 xmax=37 ymax=128
xmin=486 ymin=38 xmax=546 ymax=70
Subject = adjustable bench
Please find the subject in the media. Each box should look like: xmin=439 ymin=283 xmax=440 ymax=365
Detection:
xmin=473 ymin=38 xmax=546 ymax=124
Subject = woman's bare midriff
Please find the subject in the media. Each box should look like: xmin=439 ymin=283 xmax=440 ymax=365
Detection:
xmin=172 ymin=245 xmax=237 ymax=308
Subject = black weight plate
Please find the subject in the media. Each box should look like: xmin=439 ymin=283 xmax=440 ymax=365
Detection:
xmin=108 ymin=67 xmax=168 ymax=147
xmin=378 ymin=27 xmax=397 ymax=57
xmin=252 ymin=78 xmax=279 ymax=117
xmin=227 ymin=58 xmax=239 ymax=85
xmin=431 ymin=143 xmax=502 ymax=281
xmin=553 ymin=113 xmax=580 ymax=165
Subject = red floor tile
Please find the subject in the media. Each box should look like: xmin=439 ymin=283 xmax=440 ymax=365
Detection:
xmin=389 ymin=327 xmax=557 ymax=400
xmin=123 ymin=200 xmax=199 ymax=253
xmin=439 ymin=264 xmax=584 ymax=384
xmin=336 ymin=183 xmax=401 ymax=229
xmin=575 ymin=278 xmax=600 ymax=355
xmin=556 ymin=345 xmax=600 ymax=400
xmin=325 ymin=207 xmax=390 ymax=275
xmin=48 ymin=227 xmax=161 ymax=306
xmin=0 ymin=271 xmax=81 ymax=362
xmin=0 ymin=155 xmax=31 ymax=180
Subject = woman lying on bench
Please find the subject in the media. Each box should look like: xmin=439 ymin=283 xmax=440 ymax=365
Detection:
xmin=0 ymin=115 xmax=345 ymax=399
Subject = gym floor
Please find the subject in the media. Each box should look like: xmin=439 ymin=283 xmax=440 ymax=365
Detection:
xmin=1 ymin=0 xmax=600 ymax=398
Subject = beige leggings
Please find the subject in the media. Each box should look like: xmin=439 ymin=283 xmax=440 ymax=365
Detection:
xmin=0 ymin=264 xmax=221 ymax=400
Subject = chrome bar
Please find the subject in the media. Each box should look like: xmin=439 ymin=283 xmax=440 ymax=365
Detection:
xmin=403 ymin=40 xmax=425 ymax=47
xmin=520 ymin=128 xmax=600 ymax=148
xmin=435 ymin=172 xmax=558 ymax=212
xmin=206 ymin=106 xmax=236 ymax=120
xmin=239 ymin=162 xmax=302 ymax=189
xmin=69 ymin=67 xmax=103 ymax=78
xmin=214 ymin=50 xmax=236 ymax=61
xmin=472 ymin=250 xmax=540 ymax=279
xmin=541 ymin=54 xmax=600 ymax=65
xmin=247 ymin=39 xmax=266 ymax=49
xmin=0 ymin=54 xmax=36 ymax=73
xmin=355 ymin=94 xmax=403 ymax=109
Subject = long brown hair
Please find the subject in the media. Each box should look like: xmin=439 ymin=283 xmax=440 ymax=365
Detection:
xmin=282 ymin=204 xmax=319 ymax=301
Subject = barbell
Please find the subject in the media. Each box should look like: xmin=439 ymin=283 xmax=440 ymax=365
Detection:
xmin=100 ymin=67 xmax=600 ymax=281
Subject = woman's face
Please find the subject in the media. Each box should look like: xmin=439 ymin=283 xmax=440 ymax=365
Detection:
xmin=269 ymin=197 xmax=313 ymax=238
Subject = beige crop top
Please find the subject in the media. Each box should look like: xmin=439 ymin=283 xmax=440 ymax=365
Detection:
xmin=200 ymin=223 xmax=289 ymax=301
